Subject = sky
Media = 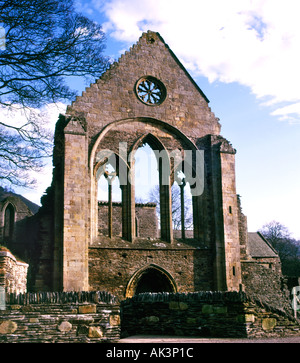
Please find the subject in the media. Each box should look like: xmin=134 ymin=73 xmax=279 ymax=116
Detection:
xmin=7 ymin=0 xmax=300 ymax=239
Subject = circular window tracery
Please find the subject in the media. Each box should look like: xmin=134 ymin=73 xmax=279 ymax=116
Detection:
xmin=135 ymin=76 xmax=166 ymax=106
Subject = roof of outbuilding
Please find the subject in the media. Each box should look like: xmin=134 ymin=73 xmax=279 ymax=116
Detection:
xmin=247 ymin=232 xmax=279 ymax=258
xmin=0 ymin=187 xmax=40 ymax=214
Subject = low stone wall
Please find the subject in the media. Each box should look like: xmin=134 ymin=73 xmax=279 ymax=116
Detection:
xmin=121 ymin=291 xmax=300 ymax=339
xmin=0 ymin=291 xmax=120 ymax=343
xmin=1 ymin=290 xmax=299 ymax=342
xmin=0 ymin=249 xmax=28 ymax=294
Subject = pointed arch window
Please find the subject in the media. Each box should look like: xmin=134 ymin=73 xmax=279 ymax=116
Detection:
xmin=4 ymin=203 xmax=15 ymax=243
xmin=133 ymin=133 xmax=172 ymax=242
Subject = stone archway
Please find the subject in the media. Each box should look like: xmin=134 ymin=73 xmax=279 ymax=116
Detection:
xmin=125 ymin=264 xmax=177 ymax=298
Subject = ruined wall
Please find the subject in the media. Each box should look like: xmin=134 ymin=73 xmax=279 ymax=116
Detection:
xmin=35 ymin=31 xmax=242 ymax=293
xmin=236 ymin=194 xmax=287 ymax=306
xmin=241 ymin=261 xmax=289 ymax=310
xmin=237 ymin=195 xmax=249 ymax=260
xmin=0 ymin=248 xmax=28 ymax=294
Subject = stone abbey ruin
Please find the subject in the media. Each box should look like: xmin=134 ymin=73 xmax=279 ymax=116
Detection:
xmin=0 ymin=31 xmax=299 ymax=341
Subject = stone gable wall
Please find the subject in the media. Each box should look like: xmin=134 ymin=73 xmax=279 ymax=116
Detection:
xmin=67 ymin=31 xmax=220 ymax=141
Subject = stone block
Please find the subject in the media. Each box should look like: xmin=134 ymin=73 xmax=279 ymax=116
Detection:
xmin=236 ymin=314 xmax=255 ymax=323
xmin=88 ymin=326 xmax=103 ymax=338
xmin=9 ymin=305 xmax=22 ymax=310
xmin=70 ymin=316 xmax=94 ymax=324
xmin=186 ymin=317 xmax=197 ymax=324
xmin=109 ymin=314 xmax=120 ymax=326
xmin=58 ymin=321 xmax=72 ymax=332
xmin=245 ymin=314 xmax=255 ymax=322
xmin=179 ymin=302 xmax=189 ymax=311
xmin=202 ymin=304 xmax=213 ymax=314
xmin=78 ymin=304 xmax=96 ymax=314
xmin=213 ymin=306 xmax=227 ymax=314
xmin=29 ymin=318 xmax=39 ymax=323
xmin=169 ymin=301 xmax=179 ymax=310
xmin=262 ymin=318 xmax=277 ymax=331
xmin=0 ymin=320 xmax=18 ymax=334
xmin=145 ymin=316 xmax=160 ymax=324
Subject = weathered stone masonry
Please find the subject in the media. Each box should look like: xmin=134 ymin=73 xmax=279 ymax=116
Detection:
xmin=121 ymin=292 xmax=300 ymax=339
xmin=0 ymin=291 xmax=120 ymax=343
xmin=1 ymin=32 xmax=297 ymax=340
xmin=34 ymin=30 xmax=244 ymax=295
xmin=1 ymin=291 xmax=299 ymax=342
xmin=0 ymin=249 xmax=28 ymax=294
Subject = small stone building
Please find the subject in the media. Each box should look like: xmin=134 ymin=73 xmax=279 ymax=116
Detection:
xmin=3 ymin=31 xmax=286 ymax=303
xmin=0 ymin=188 xmax=39 ymax=294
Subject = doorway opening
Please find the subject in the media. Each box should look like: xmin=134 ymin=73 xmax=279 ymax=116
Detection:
xmin=125 ymin=265 xmax=177 ymax=297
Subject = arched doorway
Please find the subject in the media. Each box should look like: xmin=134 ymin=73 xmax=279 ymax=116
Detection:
xmin=125 ymin=265 xmax=177 ymax=297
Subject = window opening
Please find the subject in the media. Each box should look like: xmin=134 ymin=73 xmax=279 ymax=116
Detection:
xmin=134 ymin=142 xmax=159 ymax=239
xmin=232 ymin=266 xmax=236 ymax=276
xmin=173 ymin=170 xmax=193 ymax=240
xmin=98 ymin=163 xmax=121 ymax=238
xmin=4 ymin=203 xmax=15 ymax=243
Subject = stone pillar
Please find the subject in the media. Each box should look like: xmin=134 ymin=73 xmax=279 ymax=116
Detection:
xmin=159 ymin=157 xmax=173 ymax=243
xmin=62 ymin=116 xmax=89 ymax=291
xmin=209 ymin=136 xmax=242 ymax=291
xmin=201 ymin=135 xmax=242 ymax=291
xmin=180 ymin=180 xmax=186 ymax=240
xmin=121 ymin=182 xmax=135 ymax=242
xmin=210 ymin=143 xmax=227 ymax=291
xmin=219 ymin=143 xmax=242 ymax=291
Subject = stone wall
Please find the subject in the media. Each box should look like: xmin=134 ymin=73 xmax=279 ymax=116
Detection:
xmin=1 ymin=290 xmax=299 ymax=342
xmin=0 ymin=248 xmax=28 ymax=294
xmin=67 ymin=31 xmax=220 ymax=142
xmin=0 ymin=291 xmax=120 ymax=343
xmin=98 ymin=202 xmax=158 ymax=239
xmin=121 ymin=292 xmax=300 ymax=339
xmin=89 ymin=245 xmax=213 ymax=299
xmin=241 ymin=260 xmax=290 ymax=310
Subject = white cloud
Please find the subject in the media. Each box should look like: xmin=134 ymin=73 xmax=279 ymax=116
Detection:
xmin=271 ymin=102 xmax=300 ymax=124
xmin=0 ymin=102 xmax=66 ymax=132
xmin=93 ymin=0 xmax=300 ymax=123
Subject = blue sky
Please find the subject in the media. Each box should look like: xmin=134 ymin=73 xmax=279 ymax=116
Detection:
xmin=14 ymin=0 xmax=300 ymax=239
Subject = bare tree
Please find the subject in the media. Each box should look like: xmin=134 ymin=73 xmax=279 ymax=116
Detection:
xmin=0 ymin=0 xmax=110 ymax=188
xmin=260 ymin=221 xmax=300 ymax=276
xmin=148 ymin=184 xmax=193 ymax=231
